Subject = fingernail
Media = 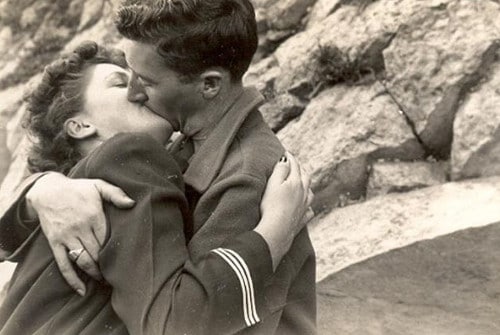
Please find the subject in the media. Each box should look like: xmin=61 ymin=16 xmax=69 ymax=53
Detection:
xmin=77 ymin=289 xmax=85 ymax=296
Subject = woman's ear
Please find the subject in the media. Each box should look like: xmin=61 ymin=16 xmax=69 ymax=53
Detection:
xmin=200 ymin=70 xmax=223 ymax=100
xmin=64 ymin=118 xmax=97 ymax=140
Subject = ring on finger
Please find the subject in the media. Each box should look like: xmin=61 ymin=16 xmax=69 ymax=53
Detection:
xmin=68 ymin=248 xmax=85 ymax=262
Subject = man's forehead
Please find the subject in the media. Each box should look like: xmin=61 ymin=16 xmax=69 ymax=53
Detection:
xmin=123 ymin=40 xmax=161 ymax=73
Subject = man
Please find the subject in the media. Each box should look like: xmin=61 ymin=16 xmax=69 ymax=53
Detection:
xmin=0 ymin=0 xmax=316 ymax=333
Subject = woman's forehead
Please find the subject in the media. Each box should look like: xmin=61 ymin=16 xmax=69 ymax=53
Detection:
xmin=90 ymin=63 xmax=129 ymax=80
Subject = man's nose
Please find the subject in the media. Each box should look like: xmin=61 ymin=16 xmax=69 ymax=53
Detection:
xmin=127 ymin=76 xmax=148 ymax=103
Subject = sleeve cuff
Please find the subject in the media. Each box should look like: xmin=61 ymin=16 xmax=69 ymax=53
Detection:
xmin=212 ymin=231 xmax=274 ymax=326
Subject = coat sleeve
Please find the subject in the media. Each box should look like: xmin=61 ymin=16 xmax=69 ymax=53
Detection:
xmin=85 ymin=133 xmax=274 ymax=335
xmin=0 ymin=172 xmax=48 ymax=261
xmin=186 ymin=167 xmax=317 ymax=332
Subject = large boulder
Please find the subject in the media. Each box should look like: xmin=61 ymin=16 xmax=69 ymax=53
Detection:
xmin=272 ymin=0 xmax=443 ymax=98
xmin=0 ymin=137 xmax=30 ymax=210
xmin=249 ymin=0 xmax=500 ymax=150
xmin=77 ymin=0 xmax=105 ymax=32
xmin=0 ymin=130 xmax=10 ymax=185
xmin=0 ymin=0 xmax=85 ymax=90
xmin=278 ymin=82 xmax=424 ymax=212
xmin=253 ymin=0 xmax=315 ymax=61
xmin=258 ymin=93 xmax=306 ymax=132
xmin=451 ymin=50 xmax=500 ymax=180
xmin=384 ymin=0 xmax=500 ymax=159
xmin=367 ymin=161 xmax=447 ymax=198
xmin=265 ymin=0 xmax=315 ymax=31
xmin=0 ymin=84 xmax=25 ymax=185
xmin=306 ymin=0 xmax=342 ymax=28
xmin=63 ymin=0 xmax=123 ymax=53
xmin=310 ymin=176 xmax=500 ymax=282
xmin=317 ymin=221 xmax=500 ymax=335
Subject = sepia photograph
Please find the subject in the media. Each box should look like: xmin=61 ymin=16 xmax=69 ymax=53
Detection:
xmin=0 ymin=0 xmax=500 ymax=334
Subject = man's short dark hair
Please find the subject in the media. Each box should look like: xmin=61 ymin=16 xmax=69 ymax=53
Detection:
xmin=115 ymin=0 xmax=258 ymax=81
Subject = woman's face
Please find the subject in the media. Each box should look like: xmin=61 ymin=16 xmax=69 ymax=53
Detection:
xmin=82 ymin=63 xmax=173 ymax=144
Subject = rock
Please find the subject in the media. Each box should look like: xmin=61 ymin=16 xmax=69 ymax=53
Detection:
xmin=451 ymin=51 xmax=500 ymax=180
xmin=309 ymin=176 xmax=500 ymax=282
xmin=63 ymin=1 xmax=123 ymax=53
xmin=0 ymin=27 xmax=12 ymax=52
xmin=0 ymin=84 xmax=25 ymax=124
xmin=266 ymin=0 xmax=315 ymax=31
xmin=254 ymin=29 xmax=294 ymax=62
xmin=0 ymin=130 xmax=10 ymax=185
xmin=0 ymin=137 xmax=30 ymax=212
xmin=244 ymin=55 xmax=281 ymax=98
xmin=367 ymin=161 xmax=447 ymax=198
xmin=306 ymin=0 xmax=342 ymax=28
xmin=278 ymin=82 xmax=424 ymax=212
xmin=19 ymin=2 xmax=50 ymax=30
xmin=273 ymin=0 xmax=435 ymax=98
xmin=317 ymin=221 xmax=500 ymax=335
xmin=254 ymin=8 xmax=268 ymax=33
xmin=77 ymin=0 xmax=104 ymax=31
xmin=0 ymin=84 xmax=24 ymax=185
xmin=259 ymin=93 xmax=305 ymax=132
xmin=384 ymin=0 xmax=500 ymax=159
xmin=6 ymin=104 xmax=28 ymax=155
xmin=252 ymin=0 xmax=315 ymax=60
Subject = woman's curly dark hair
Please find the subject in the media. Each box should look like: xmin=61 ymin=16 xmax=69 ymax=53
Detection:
xmin=24 ymin=41 xmax=127 ymax=175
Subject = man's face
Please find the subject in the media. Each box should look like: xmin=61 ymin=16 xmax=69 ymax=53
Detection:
xmin=124 ymin=40 xmax=200 ymax=131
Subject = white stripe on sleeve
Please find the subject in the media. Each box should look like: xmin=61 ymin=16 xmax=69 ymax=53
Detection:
xmin=212 ymin=248 xmax=260 ymax=327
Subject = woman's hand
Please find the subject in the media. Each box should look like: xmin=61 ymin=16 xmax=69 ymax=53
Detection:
xmin=254 ymin=152 xmax=314 ymax=271
xmin=25 ymin=172 xmax=135 ymax=295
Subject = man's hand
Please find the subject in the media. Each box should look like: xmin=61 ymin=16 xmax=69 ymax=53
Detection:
xmin=254 ymin=152 xmax=314 ymax=271
xmin=25 ymin=172 xmax=135 ymax=295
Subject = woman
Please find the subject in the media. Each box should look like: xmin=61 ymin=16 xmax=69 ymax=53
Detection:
xmin=0 ymin=41 xmax=312 ymax=335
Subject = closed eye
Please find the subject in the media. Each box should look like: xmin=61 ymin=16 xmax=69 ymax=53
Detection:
xmin=106 ymin=71 xmax=130 ymax=88
xmin=113 ymin=82 xmax=127 ymax=88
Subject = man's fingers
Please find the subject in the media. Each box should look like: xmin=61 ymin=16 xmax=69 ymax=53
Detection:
xmin=53 ymin=245 xmax=86 ymax=296
xmin=75 ymin=250 xmax=102 ymax=281
xmin=93 ymin=180 xmax=135 ymax=208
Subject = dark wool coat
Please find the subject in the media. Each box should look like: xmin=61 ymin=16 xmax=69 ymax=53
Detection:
xmin=0 ymin=88 xmax=316 ymax=334
xmin=0 ymin=133 xmax=275 ymax=335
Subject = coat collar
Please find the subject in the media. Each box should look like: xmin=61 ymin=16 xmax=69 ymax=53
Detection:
xmin=183 ymin=87 xmax=264 ymax=193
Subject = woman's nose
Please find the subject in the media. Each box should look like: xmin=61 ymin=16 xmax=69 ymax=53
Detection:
xmin=127 ymin=77 xmax=148 ymax=103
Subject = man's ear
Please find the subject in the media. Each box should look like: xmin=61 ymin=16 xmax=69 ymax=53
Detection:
xmin=64 ymin=118 xmax=97 ymax=140
xmin=200 ymin=70 xmax=223 ymax=100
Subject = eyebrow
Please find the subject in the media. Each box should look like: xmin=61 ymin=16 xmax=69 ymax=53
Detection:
xmin=105 ymin=71 xmax=128 ymax=83
xmin=123 ymin=52 xmax=160 ymax=84
xmin=135 ymin=70 xmax=158 ymax=84
xmin=127 ymin=63 xmax=158 ymax=84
